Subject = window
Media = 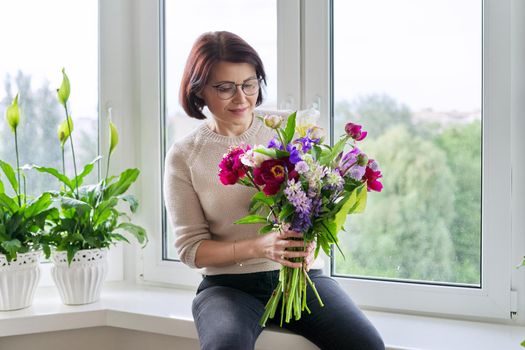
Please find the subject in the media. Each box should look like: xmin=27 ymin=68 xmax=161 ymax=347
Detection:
xmin=332 ymin=0 xmax=482 ymax=286
xmin=141 ymin=0 xmax=520 ymax=321
xmin=0 ymin=0 xmax=99 ymax=195
xmin=162 ymin=0 xmax=278 ymax=260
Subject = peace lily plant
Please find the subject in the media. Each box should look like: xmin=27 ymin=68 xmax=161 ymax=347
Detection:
xmin=33 ymin=69 xmax=148 ymax=265
xmin=0 ymin=94 xmax=56 ymax=310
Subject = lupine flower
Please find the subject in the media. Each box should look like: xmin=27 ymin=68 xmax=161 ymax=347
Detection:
xmin=345 ymin=122 xmax=367 ymax=141
xmin=264 ymin=114 xmax=284 ymax=129
xmin=218 ymin=146 xmax=249 ymax=185
xmin=295 ymin=161 xmax=309 ymax=174
xmin=284 ymin=179 xmax=313 ymax=232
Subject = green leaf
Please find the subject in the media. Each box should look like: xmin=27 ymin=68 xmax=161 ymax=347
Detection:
xmin=1 ymin=239 xmax=21 ymax=259
xmin=117 ymin=222 xmax=147 ymax=245
xmin=61 ymin=196 xmax=92 ymax=212
xmin=110 ymin=232 xmax=130 ymax=244
xmin=103 ymin=168 xmax=140 ymax=199
xmin=348 ymin=184 xmax=367 ymax=214
xmin=119 ymin=194 xmax=139 ymax=213
xmin=0 ymin=177 xmax=4 ymax=193
xmin=32 ymin=165 xmax=74 ymax=191
xmin=259 ymin=224 xmax=276 ymax=234
xmin=283 ymin=111 xmax=297 ymax=144
xmin=24 ymin=192 xmax=52 ymax=219
xmin=0 ymin=193 xmax=19 ymax=213
xmin=66 ymin=247 xmax=79 ymax=266
xmin=57 ymin=68 xmax=71 ymax=106
xmin=72 ymin=156 xmax=102 ymax=188
xmin=319 ymin=136 xmax=348 ymax=166
xmin=0 ymin=160 xmax=19 ymax=194
xmin=249 ymin=192 xmax=274 ymax=210
xmin=253 ymin=148 xmax=277 ymax=158
xmin=278 ymin=203 xmax=295 ymax=222
xmin=234 ymin=215 xmax=268 ymax=225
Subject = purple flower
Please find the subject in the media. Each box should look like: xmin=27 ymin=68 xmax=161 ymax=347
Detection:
xmin=339 ymin=147 xmax=366 ymax=180
xmin=267 ymin=136 xmax=283 ymax=150
xmin=286 ymin=144 xmax=302 ymax=164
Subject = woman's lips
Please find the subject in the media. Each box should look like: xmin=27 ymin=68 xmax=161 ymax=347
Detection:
xmin=229 ymin=107 xmax=248 ymax=115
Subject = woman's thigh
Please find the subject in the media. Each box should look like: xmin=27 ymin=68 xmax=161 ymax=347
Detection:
xmin=275 ymin=271 xmax=385 ymax=350
xmin=192 ymin=285 xmax=265 ymax=350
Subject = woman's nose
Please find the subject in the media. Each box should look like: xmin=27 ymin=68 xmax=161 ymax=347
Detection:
xmin=231 ymin=85 xmax=247 ymax=103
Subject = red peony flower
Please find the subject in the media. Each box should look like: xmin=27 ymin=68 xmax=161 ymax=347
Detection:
xmin=253 ymin=158 xmax=298 ymax=196
xmin=218 ymin=146 xmax=249 ymax=185
xmin=345 ymin=122 xmax=367 ymax=141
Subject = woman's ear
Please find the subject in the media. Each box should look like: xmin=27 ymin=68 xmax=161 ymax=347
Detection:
xmin=196 ymin=90 xmax=203 ymax=99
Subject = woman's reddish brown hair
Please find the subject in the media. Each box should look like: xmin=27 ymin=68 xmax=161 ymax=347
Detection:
xmin=179 ymin=31 xmax=267 ymax=120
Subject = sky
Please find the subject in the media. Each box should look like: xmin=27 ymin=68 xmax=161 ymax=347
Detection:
xmin=0 ymin=0 xmax=481 ymax=121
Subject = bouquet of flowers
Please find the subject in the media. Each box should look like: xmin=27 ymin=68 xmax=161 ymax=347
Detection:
xmin=218 ymin=111 xmax=383 ymax=327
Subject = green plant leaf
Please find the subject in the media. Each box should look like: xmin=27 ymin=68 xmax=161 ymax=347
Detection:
xmin=0 ymin=193 xmax=19 ymax=213
xmin=32 ymin=165 xmax=74 ymax=191
xmin=1 ymin=239 xmax=21 ymax=259
xmin=250 ymin=192 xmax=275 ymax=209
xmin=117 ymin=222 xmax=147 ymax=245
xmin=109 ymin=121 xmax=119 ymax=155
xmin=0 ymin=177 xmax=4 ymax=193
xmin=110 ymin=232 xmax=130 ymax=244
xmin=61 ymin=196 xmax=92 ymax=213
xmin=234 ymin=215 xmax=268 ymax=225
xmin=24 ymin=192 xmax=52 ymax=219
xmin=66 ymin=247 xmax=79 ymax=266
xmin=253 ymin=148 xmax=277 ymax=158
xmin=0 ymin=160 xmax=19 ymax=194
xmin=259 ymin=224 xmax=276 ymax=234
xmin=283 ymin=111 xmax=296 ymax=144
xmin=118 ymin=194 xmax=139 ymax=213
xmin=72 ymin=155 xmax=102 ymax=188
xmin=278 ymin=203 xmax=295 ymax=222
xmin=347 ymin=184 xmax=367 ymax=214
xmin=103 ymin=168 xmax=140 ymax=199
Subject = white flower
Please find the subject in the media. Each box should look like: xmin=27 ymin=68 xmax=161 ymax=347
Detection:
xmin=308 ymin=126 xmax=325 ymax=140
xmin=240 ymin=145 xmax=272 ymax=167
xmin=263 ymin=114 xmax=284 ymax=129
xmin=296 ymin=108 xmax=320 ymax=137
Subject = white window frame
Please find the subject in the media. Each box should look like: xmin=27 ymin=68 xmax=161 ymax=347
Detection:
xmin=134 ymin=0 xmax=525 ymax=324
xmin=303 ymin=0 xmax=518 ymax=321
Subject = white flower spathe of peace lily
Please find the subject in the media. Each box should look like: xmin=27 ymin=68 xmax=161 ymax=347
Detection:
xmin=108 ymin=108 xmax=119 ymax=156
xmin=57 ymin=116 xmax=74 ymax=148
xmin=5 ymin=93 xmax=20 ymax=133
xmin=57 ymin=68 xmax=70 ymax=107
xmin=295 ymin=108 xmax=320 ymax=137
xmin=240 ymin=145 xmax=272 ymax=168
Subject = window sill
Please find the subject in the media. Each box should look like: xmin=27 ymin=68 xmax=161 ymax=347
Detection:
xmin=0 ymin=282 xmax=523 ymax=350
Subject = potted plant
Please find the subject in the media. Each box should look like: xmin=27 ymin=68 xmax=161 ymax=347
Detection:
xmin=0 ymin=94 xmax=56 ymax=311
xmin=33 ymin=69 xmax=147 ymax=305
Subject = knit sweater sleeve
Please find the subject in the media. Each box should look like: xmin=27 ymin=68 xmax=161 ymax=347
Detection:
xmin=163 ymin=138 xmax=211 ymax=269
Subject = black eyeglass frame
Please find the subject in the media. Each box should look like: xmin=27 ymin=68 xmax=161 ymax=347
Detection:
xmin=209 ymin=78 xmax=262 ymax=100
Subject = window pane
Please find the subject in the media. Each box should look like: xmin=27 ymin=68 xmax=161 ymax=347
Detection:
xmin=163 ymin=0 xmax=277 ymax=260
xmin=0 ymin=0 xmax=99 ymax=197
xmin=333 ymin=0 xmax=482 ymax=286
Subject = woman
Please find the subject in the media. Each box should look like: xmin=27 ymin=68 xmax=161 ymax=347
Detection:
xmin=164 ymin=31 xmax=384 ymax=350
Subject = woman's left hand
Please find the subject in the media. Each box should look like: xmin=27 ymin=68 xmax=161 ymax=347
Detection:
xmin=303 ymin=240 xmax=316 ymax=272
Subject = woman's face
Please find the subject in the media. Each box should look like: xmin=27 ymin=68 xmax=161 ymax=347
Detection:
xmin=200 ymin=61 xmax=259 ymax=127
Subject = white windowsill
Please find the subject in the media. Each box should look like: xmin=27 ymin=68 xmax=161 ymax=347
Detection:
xmin=0 ymin=282 xmax=524 ymax=350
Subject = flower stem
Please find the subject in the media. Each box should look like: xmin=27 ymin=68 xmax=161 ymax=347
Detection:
xmin=64 ymin=104 xmax=79 ymax=198
xmin=14 ymin=129 xmax=21 ymax=206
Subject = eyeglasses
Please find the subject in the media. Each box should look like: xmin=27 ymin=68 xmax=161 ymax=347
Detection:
xmin=209 ymin=78 xmax=261 ymax=100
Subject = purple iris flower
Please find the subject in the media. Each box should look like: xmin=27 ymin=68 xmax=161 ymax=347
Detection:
xmin=267 ymin=136 xmax=283 ymax=150
xmin=286 ymin=144 xmax=302 ymax=164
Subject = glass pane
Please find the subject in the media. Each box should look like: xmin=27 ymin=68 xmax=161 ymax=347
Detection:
xmin=163 ymin=0 xmax=277 ymax=260
xmin=333 ymin=0 xmax=482 ymax=286
xmin=0 ymin=0 xmax=99 ymax=198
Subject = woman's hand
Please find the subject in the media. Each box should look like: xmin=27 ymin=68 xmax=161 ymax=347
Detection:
xmin=254 ymin=229 xmax=312 ymax=268
xmin=304 ymin=240 xmax=317 ymax=272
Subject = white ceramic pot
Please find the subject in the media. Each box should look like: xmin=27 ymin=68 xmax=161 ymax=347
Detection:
xmin=0 ymin=251 xmax=41 ymax=311
xmin=51 ymin=248 xmax=108 ymax=305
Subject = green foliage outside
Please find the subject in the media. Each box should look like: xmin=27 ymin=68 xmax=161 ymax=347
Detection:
xmin=334 ymin=94 xmax=481 ymax=285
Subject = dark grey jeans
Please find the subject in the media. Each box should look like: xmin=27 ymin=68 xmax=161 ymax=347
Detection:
xmin=192 ymin=269 xmax=384 ymax=350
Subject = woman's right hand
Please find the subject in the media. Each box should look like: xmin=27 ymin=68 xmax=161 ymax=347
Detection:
xmin=254 ymin=229 xmax=310 ymax=268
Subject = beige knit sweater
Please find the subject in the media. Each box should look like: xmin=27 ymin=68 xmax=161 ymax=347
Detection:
xmin=164 ymin=110 xmax=324 ymax=275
